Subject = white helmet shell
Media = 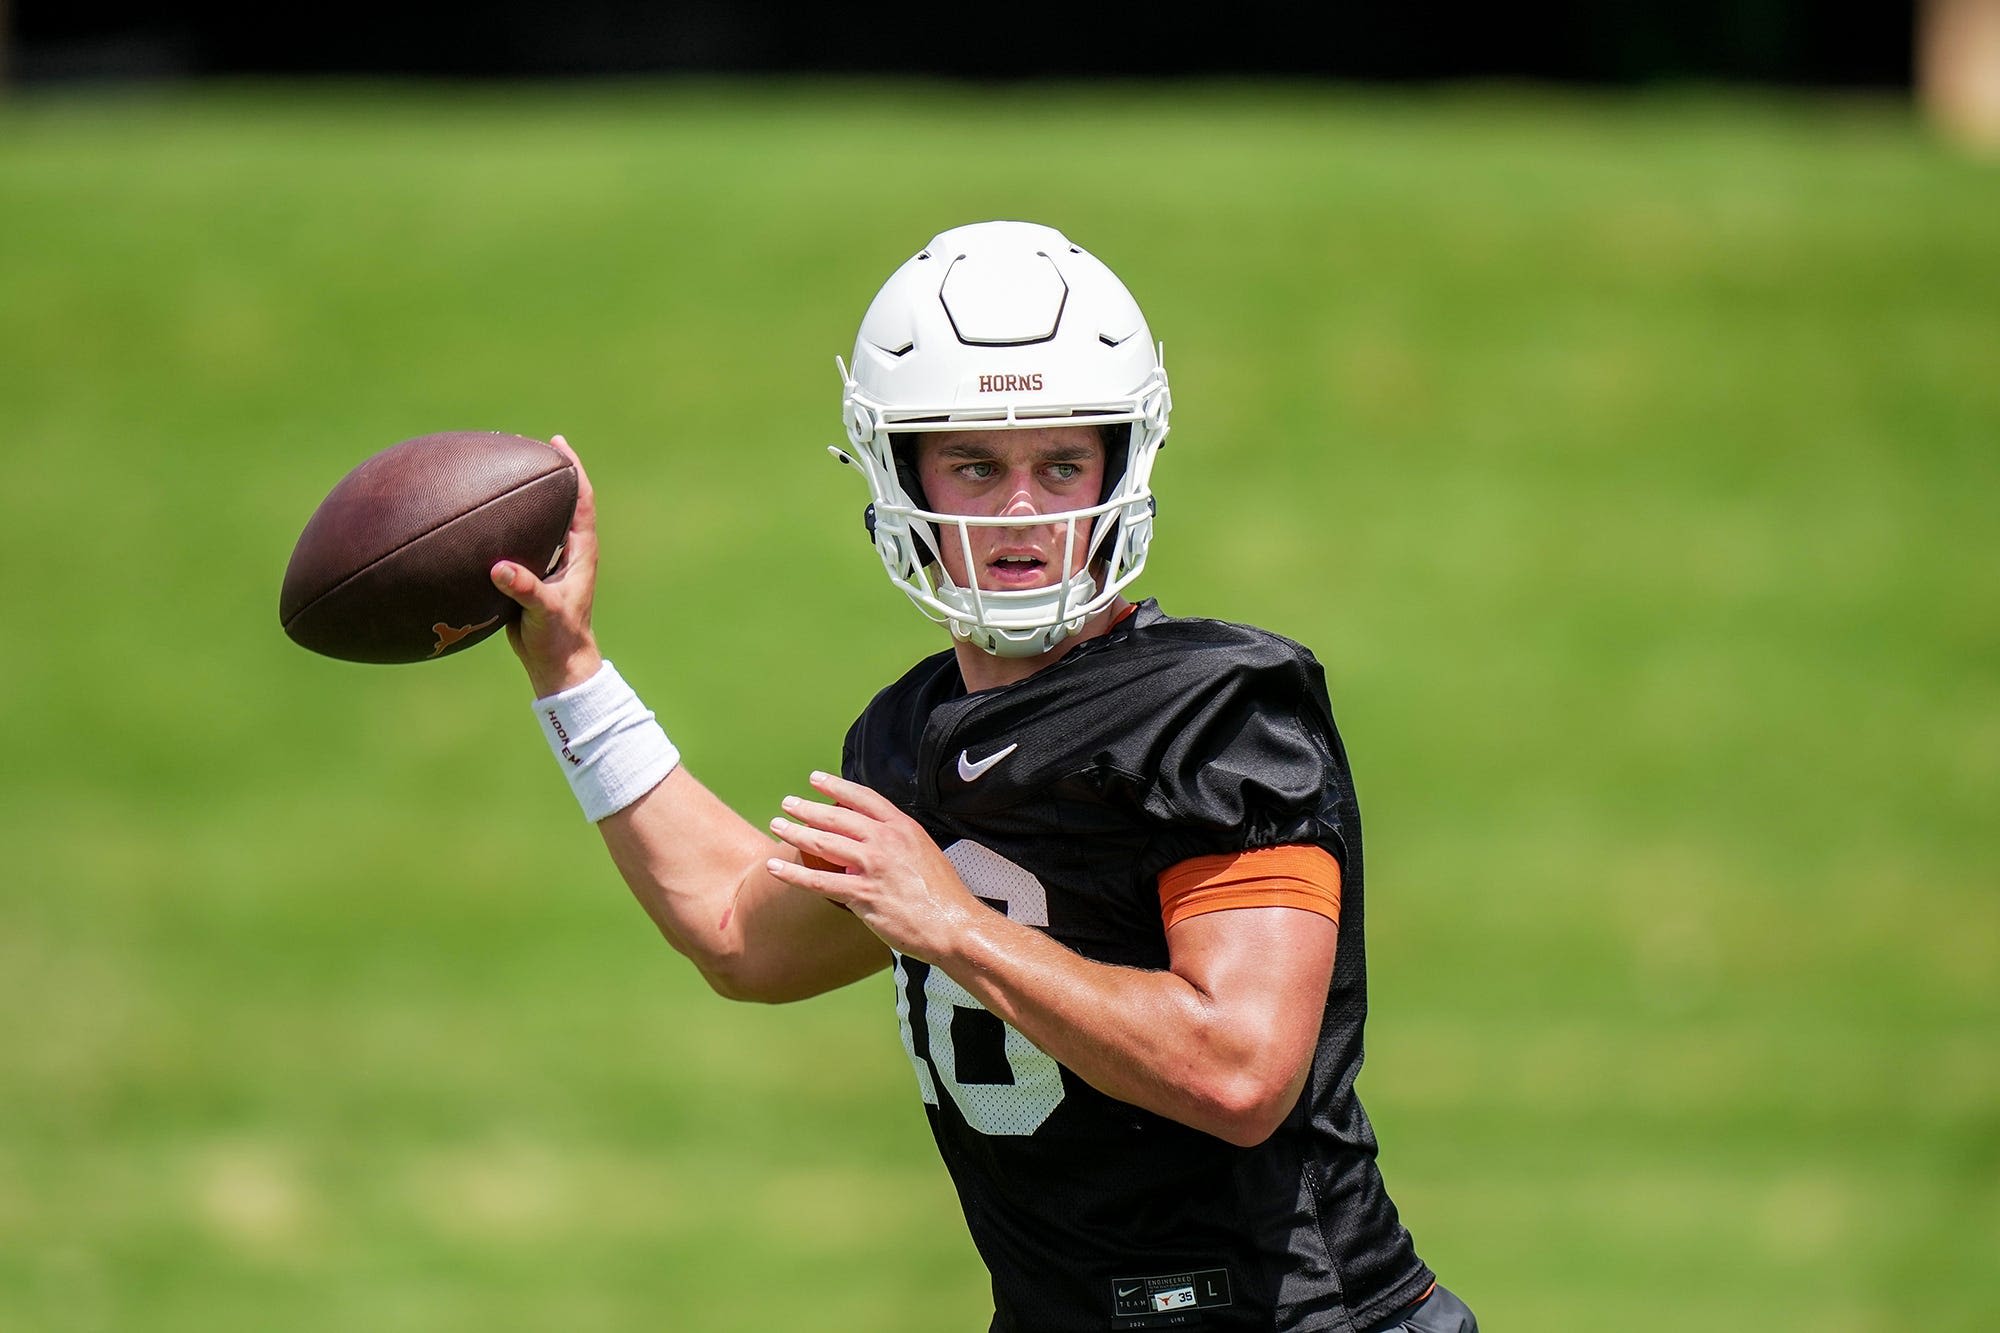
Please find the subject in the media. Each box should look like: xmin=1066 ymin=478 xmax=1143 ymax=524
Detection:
xmin=833 ymin=221 xmax=1172 ymax=657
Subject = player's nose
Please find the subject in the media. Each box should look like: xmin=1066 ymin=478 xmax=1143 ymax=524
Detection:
xmin=1000 ymin=487 xmax=1042 ymax=517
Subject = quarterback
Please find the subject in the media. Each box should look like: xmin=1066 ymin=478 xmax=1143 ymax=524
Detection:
xmin=490 ymin=221 xmax=1476 ymax=1333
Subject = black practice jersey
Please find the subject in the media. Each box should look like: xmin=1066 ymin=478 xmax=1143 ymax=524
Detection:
xmin=840 ymin=601 xmax=1433 ymax=1333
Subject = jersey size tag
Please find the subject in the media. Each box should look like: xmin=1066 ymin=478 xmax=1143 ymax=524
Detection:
xmin=1109 ymin=1267 xmax=1233 ymax=1327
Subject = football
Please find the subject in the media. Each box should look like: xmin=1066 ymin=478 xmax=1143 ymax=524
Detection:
xmin=280 ymin=431 xmax=577 ymax=664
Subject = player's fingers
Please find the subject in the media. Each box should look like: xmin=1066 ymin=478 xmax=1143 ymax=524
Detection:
xmin=490 ymin=558 xmax=545 ymax=608
xmin=776 ymin=793 xmax=874 ymax=841
xmin=492 ymin=560 xmax=582 ymax=628
xmin=808 ymin=770 xmax=902 ymax=822
xmin=566 ymin=514 xmax=600 ymax=575
xmin=765 ymin=854 xmax=857 ymax=904
xmin=768 ymin=816 xmax=862 ymax=868
xmin=560 ymin=481 xmax=601 ymax=576
xmin=549 ymin=433 xmax=599 ymax=532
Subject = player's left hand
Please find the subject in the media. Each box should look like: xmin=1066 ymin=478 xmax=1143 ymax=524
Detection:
xmin=764 ymin=772 xmax=984 ymax=963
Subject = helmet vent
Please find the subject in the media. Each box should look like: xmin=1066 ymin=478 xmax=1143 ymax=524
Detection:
xmin=940 ymin=250 xmax=1068 ymax=346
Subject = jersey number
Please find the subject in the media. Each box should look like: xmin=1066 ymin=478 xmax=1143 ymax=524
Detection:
xmin=894 ymin=841 xmax=1066 ymax=1136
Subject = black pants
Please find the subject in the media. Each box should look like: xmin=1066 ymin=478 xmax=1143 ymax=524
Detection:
xmin=1358 ymin=1282 xmax=1478 ymax=1333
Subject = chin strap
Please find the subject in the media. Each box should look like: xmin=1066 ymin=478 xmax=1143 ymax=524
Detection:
xmin=940 ymin=567 xmax=1098 ymax=658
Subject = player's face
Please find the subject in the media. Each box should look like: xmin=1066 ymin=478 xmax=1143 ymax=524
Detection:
xmin=916 ymin=426 xmax=1107 ymax=594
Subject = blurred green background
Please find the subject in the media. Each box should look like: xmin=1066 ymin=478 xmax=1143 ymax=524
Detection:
xmin=2 ymin=82 xmax=1996 ymax=1331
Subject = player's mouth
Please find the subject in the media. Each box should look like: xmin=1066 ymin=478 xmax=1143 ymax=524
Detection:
xmin=984 ymin=551 xmax=1053 ymax=589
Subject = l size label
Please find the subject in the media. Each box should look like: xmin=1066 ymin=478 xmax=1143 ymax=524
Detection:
xmin=1110 ymin=1268 xmax=1232 ymax=1327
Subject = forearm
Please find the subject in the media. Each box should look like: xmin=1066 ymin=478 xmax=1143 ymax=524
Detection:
xmin=765 ymin=773 xmax=1333 ymax=1141
xmin=600 ymin=767 xmax=888 ymax=1002
xmin=596 ymin=766 xmax=774 ymax=968
xmin=937 ymin=912 xmax=1312 ymax=1147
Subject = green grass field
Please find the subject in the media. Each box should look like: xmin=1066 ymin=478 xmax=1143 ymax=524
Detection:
xmin=2 ymin=81 xmax=1995 ymax=1331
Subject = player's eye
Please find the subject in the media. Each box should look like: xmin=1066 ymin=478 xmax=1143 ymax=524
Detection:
xmin=959 ymin=461 xmax=998 ymax=481
xmin=1046 ymin=462 xmax=1082 ymax=482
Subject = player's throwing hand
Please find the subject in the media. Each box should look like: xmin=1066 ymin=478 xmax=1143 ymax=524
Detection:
xmin=491 ymin=434 xmax=605 ymax=696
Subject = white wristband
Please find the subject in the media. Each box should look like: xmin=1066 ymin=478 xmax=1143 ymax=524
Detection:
xmin=534 ymin=660 xmax=680 ymax=822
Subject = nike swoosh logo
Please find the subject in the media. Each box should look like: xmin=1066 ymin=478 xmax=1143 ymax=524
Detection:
xmin=1117 ymin=1285 xmax=1143 ymax=1298
xmin=957 ymin=742 xmax=1018 ymax=782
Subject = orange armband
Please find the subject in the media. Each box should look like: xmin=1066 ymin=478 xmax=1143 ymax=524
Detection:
xmin=1157 ymin=845 xmax=1342 ymax=932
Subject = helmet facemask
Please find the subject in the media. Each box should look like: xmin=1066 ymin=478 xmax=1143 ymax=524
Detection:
xmin=833 ymin=398 xmax=1166 ymax=657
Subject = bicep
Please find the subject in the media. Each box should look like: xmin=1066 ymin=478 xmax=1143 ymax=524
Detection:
xmin=1164 ymin=906 xmax=1337 ymax=1072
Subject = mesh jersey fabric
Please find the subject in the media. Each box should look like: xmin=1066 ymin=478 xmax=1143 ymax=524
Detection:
xmin=841 ymin=599 xmax=1434 ymax=1332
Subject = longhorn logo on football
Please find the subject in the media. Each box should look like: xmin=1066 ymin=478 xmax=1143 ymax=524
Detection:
xmin=430 ymin=616 xmax=499 ymax=656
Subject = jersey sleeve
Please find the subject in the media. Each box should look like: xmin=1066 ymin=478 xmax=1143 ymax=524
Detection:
xmin=1135 ymin=636 xmax=1357 ymax=879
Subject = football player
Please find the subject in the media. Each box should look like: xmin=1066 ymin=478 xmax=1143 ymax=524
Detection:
xmin=490 ymin=220 xmax=1476 ymax=1333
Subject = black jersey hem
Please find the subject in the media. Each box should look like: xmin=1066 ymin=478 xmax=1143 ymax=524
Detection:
xmin=1335 ymin=1261 xmax=1438 ymax=1333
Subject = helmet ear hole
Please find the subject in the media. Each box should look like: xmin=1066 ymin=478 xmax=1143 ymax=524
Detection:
xmin=889 ymin=434 xmax=931 ymax=510
xmin=888 ymin=434 xmax=943 ymax=566
xmin=1098 ymin=422 xmax=1133 ymax=504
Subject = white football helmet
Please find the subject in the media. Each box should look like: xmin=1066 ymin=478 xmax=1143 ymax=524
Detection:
xmin=832 ymin=220 xmax=1172 ymax=658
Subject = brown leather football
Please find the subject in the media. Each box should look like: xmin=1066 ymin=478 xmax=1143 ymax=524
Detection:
xmin=280 ymin=431 xmax=577 ymax=664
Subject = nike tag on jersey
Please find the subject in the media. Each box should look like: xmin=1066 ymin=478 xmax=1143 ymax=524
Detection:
xmin=956 ymin=742 xmax=1018 ymax=783
xmin=1110 ymin=1267 xmax=1233 ymax=1327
